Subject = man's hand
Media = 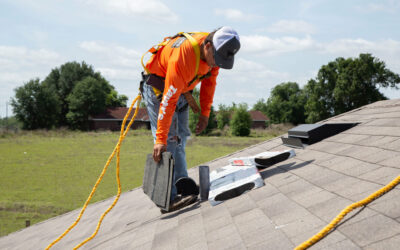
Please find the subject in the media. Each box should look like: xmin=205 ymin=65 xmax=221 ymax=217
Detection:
xmin=195 ymin=115 xmax=209 ymax=135
xmin=153 ymin=143 xmax=167 ymax=162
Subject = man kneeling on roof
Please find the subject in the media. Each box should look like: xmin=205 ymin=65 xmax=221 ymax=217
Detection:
xmin=141 ymin=26 xmax=241 ymax=213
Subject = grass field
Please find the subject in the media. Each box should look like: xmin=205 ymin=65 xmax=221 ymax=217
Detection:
xmin=0 ymin=126 xmax=289 ymax=236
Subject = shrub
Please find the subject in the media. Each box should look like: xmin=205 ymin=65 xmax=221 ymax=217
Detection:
xmin=230 ymin=104 xmax=252 ymax=136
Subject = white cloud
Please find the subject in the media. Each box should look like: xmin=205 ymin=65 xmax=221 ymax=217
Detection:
xmin=320 ymin=38 xmax=376 ymax=54
xmin=239 ymin=34 xmax=400 ymax=72
xmin=241 ymin=35 xmax=315 ymax=55
xmin=298 ymin=0 xmax=325 ymax=16
xmin=0 ymin=46 xmax=60 ymax=69
xmin=233 ymin=58 xmax=289 ymax=79
xmin=84 ymin=0 xmax=178 ymax=23
xmin=97 ymin=67 xmax=140 ymax=81
xmin=80 ymin=41 xmax=141 ymax=58
xmin=18 ymin=29 xmax=50 ymax=46
xmin=357 ymin=0 xmax=400 ymax=13
xmin=232 ymin=91 xmax=258 ymax=99
xmin=79 ymin=41 xmax=142 ymax=68
xmin=0 ymin=46 xmax=61 ymax=87
xmin=79 ymin=41 xmax=143 ymax=83
xmin=216 ymin=35 xmax=400 ymax=107
xmin=211 ymin=57 xmax=291 ymax=106
xmin=267 ymin=20 xmax=316 ymax=34
xmin=214 ymin=8 xmax=261 ymax=22
xmin=318 ymin=38 xmax=400 ymax=62
xmin=0 ymin=46 xmax=63 ymax=115
xmin=319 ymin=38 xmax=400 ymax=72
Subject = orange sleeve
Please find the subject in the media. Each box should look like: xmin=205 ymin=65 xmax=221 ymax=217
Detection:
xmin=155 ymin=42 xmax=197 ymax=145
xmin=199 ymin=67 xmax=219 ymax=117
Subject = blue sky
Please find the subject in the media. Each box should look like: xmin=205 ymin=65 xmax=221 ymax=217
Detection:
xmin=1 ymin=0 xmax=400 ymax=117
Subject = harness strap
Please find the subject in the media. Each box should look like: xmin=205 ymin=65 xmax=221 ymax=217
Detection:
xmin=152 ymin=87 xmax=162 ymax=100
xmin=141 ymin=37 xmax=170 ymax=74
xmin=180 ymin=32 xmax=201 ymax=78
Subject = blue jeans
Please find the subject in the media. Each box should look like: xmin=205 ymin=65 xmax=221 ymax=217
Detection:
xmin=142 ymin=83 xmax=190 ymax=200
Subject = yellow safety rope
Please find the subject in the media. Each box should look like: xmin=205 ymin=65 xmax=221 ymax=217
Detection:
xmin=46 ymin=94 xmax=142 ymax=250
xmin=295 ymin=174 xmax=400 ymax=250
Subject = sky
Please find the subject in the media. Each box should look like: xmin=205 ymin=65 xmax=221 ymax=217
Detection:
xmin=1 ymin=0 xmax=400 ymax=117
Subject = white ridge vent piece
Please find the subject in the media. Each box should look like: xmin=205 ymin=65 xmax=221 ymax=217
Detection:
xmin=209 ymin=164 xmax=264 ymax=206
xmin=229 ymin=149 xmax=295 ymax=168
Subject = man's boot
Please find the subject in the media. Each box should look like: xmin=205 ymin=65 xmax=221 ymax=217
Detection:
xmin=161 ymin=194 xmax=197 ymax=214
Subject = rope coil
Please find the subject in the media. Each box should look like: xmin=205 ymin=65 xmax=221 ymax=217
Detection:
xmin=46 ymin=94 xmax=142 ymax=250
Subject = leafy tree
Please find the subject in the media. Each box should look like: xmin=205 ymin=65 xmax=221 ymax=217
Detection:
xmin=11 ymin=79 xmax=60 ymax=129
xmin=203 ymin=106 xmax=217 ymax=134
xmin=304 ymin=54 xmax=400 ymax=123
xmin=252 ymin=98 xmax=268 ymax=116
xmin=42 ymin=61 xmax=99 ymax=126
xmin=0 ymin=116 xmax=21 ymax=130
xmin=11 ymin=61 xmax=127 ymax=130
xmin=266 ymin=82 xmax=306 ymax=124
xmin=106 ymin=89 xmax=128 ymax=107
xmin=216 ymin=104 xmax=232 ymax=130
xmin=140 ymin=101 xmax=147 ymax=108
xmin=189 ymin=88 xmax=200 ymax=133
xmin=188 ymin=88 xmax=217 ymax=134
xmin=42 ymin=61 xmax=127 ymax=127
xmin=230 ymin=103 xmax=252 ymax=136
xmin=66 ymin=76 xmax=111 ymax=130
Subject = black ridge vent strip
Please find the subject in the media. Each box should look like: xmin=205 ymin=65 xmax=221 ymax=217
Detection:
xmin=281 ymin=123 xmax=358 ymax=148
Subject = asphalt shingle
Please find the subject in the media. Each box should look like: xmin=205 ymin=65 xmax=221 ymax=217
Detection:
xmin=1 ymin=99 xmax=400 ymax=249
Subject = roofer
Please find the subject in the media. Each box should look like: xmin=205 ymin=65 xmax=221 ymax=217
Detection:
xmin=141 ymin=26 xmax=240 ymax=213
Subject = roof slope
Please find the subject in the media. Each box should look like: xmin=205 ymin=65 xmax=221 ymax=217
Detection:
xmin=249 ymin=110 xmax=268 ymax=121
xmin=2 ymin=99 xmax=400 ymax=249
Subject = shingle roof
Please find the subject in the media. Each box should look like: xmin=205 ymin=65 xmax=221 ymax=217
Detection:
xmin=90 ymin=107 xmax=149 ymax=121
xmin=249 ymin=110 xmax=268 ymax=121
xmin=2 ymin=99 xmax=400 ymax=249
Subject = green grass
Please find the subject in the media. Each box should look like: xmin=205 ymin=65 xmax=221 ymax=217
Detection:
xmin=0 ymin=128 xmax=286 ymax=236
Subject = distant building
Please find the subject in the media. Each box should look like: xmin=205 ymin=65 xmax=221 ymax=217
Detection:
xmin=89 ymin=107 xmax=150 ymax=131
xmin=248 ymin=110 xmax=269 ymax=129
xmin=90 ymin=108 xmax=269 ymax=131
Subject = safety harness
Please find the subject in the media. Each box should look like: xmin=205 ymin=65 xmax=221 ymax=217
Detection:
xmin=141 ymin=32 xmax=209 ymax=82
xmin=140 ymin=32 xmax=211 ymax=113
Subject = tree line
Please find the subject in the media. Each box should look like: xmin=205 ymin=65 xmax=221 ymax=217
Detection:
xmin=11 ymin=62 xmax=127 ymax=130
xmin=188 ymin=91 xmax=253 ymax=136
xmin=253 ymin=54 xmax=400 ymax=124
xmin=190 ymin=53 xmax=400 ymax=136
xmin=10 ymin=54 xmax=400 ymax=134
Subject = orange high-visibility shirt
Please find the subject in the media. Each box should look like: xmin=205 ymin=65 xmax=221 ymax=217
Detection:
xmin=145 ymin=33 xmax=219 ymax=145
